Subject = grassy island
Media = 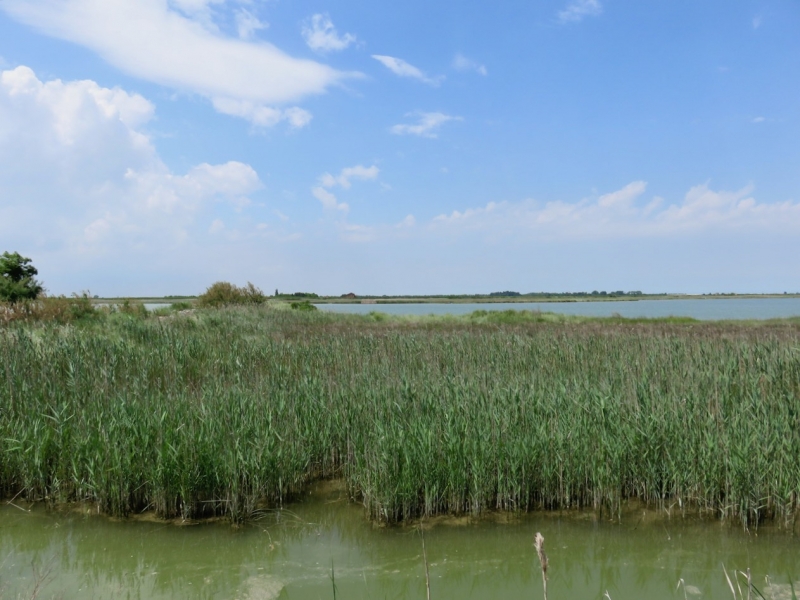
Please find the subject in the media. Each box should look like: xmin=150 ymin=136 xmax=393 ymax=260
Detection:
xmin=1 ymin=305 xmax=799 ymax=527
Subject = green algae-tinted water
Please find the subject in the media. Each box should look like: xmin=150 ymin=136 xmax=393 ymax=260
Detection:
xmin=2 ymin=484 xmax=799 ymax=600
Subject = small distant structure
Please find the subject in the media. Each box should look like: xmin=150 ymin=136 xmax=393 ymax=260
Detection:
xmin=341 ymin=292 xmax=357 ymax=299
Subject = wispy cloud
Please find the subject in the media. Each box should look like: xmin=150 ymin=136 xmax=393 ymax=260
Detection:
xmin=168 ymin=0 xmax=224 ymax=31
xmin=302 ymin=14 xmax=356 ymax=53
xmin=0 ymin=0 xmax=358 ymax=126
xmin=211 ymin=98 xmax=312 ymax=129
xmin=390 ymin=112 xmax=462 ymax=138
xmin=558 ymin=0 xmax=603 ymax=23
xmin=312 ymin=164 xmax=380 ymax=212
xmin=338 ymin=222 xmax=376 ymax=243
xmin=397 ymin=214 xmax=416 ymax=228
xmin=208 ymin=218 xmax=225 ymax=234
xmin=336 ymin=214 xmax=416 ymax=243
xmin=235 ymin=8 xmax=267 ymax=41
xmin=319 ymin=165 xmax=380 ymax=189
xmin=452 ymin=53 xmax=487 ymax=76
xmin=372 ymin=55 xmax=444 ymax=86
xmin=752 ymin=116 xmax=766 ymax=124
xmin=596 ymin=181 xmax=648 ymax=208
xmin=752 ymin=15 xmax=762 ymax=29
xmin=312 ymin=186 xmax=348 ymax=212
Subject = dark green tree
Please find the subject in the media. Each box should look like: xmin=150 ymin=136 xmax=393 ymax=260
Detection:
xmin=0 ymin=251 xmax=43 ymax=302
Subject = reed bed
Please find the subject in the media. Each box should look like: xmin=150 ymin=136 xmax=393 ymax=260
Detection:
xmin=1 ymin=306 xmax=799 ymax=525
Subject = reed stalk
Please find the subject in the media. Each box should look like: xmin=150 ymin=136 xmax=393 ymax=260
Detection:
xmin=534 ymin=532 xmax=548 ymax=600
xmin=420 ymin=525 xmax=431 ymax=600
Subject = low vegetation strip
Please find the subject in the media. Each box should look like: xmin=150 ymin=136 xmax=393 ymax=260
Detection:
xmin=1 ymin=307 xmax=799 ymax=526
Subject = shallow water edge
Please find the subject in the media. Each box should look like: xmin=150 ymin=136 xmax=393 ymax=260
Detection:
xmin=3 ymin=482 xmax=800 ymax=600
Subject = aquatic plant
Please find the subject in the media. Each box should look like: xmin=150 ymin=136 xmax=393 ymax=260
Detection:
xmin=1 ymin=306 xmax=799 ymax=525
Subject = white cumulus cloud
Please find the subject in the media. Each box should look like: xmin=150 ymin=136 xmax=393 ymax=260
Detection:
xmin=390 ymin=112 xmax=462 ymax=138
xmin=302 ymin=14 xmax=356 ymax=53
xmin=431 ymin=181 xmax=800 ymax=240
xmin=0 ymin=65 xmax=264 ymax=266
xmin=558 ymin=0 xmax=603 ymax=23
xmin=0 ymin=0 xmax=357 ymax=126
xmin=372 ymin=55 xmax=443 ymax=86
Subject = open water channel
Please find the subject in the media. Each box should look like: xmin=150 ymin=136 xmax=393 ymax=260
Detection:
xmin=2 ymin=483 xmax=799 ymax=600
xmin=315 ymin=297 xmax=800 ymax=320
xmin=7 ymin=298 xmax=800 ymax=598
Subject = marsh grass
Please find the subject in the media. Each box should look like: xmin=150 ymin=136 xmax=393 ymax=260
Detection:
xmin=0 ymin=294 xmax=98 ymax=324
xmin=1 ymin=306 xmax=799 ymax=525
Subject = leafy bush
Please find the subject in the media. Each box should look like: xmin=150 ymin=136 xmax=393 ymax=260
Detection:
xmin=197 ymin=282 xmax=267 ymax=307
xmin=290 ymin=300 xmax=317 ymax=311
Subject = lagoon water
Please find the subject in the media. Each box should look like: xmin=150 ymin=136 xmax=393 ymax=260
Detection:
xmin=316 ymin=297 xmax=800 ymax=320
xmin=2 ymin=484 xmax=799 ymax=600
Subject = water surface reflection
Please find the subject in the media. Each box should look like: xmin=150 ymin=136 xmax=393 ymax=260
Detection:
xmin=2 ymin=485 xmax=799 ymax=599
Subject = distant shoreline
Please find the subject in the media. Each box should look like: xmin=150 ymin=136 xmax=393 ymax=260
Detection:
xmin=311 ymin=293 xmax=800 ymax=305
xmin=90 ymin=293 xmax=800 ymax=305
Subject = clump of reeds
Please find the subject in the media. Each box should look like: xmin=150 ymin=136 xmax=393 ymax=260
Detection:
xmin=0 ymin=293 xmax=99 ymax=324
xmin=1 ymin=305 xmax=799 ymax=526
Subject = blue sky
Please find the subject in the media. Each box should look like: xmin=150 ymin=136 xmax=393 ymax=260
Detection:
xmin=1 ymin=0 xmax=798 ymax=296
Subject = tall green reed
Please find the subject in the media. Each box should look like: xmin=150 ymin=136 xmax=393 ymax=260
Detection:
xmin=1 ymin=307 xmax=798 ymax=526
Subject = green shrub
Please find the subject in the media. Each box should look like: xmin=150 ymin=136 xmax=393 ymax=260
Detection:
xmin=290 ymin=300 xmax=317 ymax=311
xmin=0 ymin=251 xmax=43 ymax=303
xmin=197 ymin=282 xmax=267 ymax=307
